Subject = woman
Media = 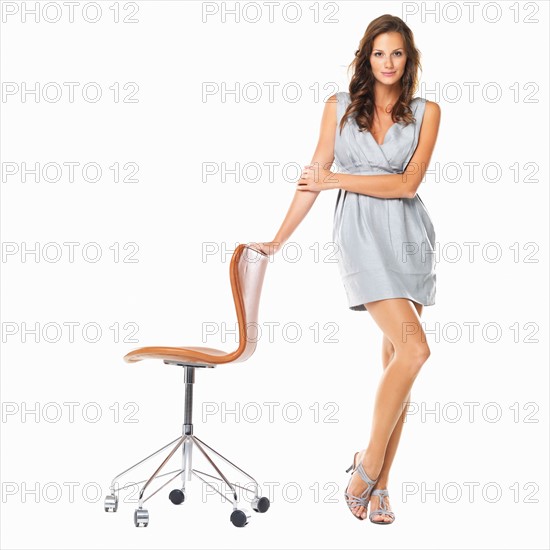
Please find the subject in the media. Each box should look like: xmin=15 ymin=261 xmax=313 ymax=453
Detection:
xmin=250 ymin=14 xmax=440 ymax=524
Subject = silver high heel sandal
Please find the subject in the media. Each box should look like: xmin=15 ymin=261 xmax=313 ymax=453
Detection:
xmin=344 ymin=452 xmax=378 ymax=521
xmin=369 ymin=489 xmax=396 ymax=524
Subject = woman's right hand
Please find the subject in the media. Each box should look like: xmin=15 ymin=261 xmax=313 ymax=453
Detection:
xmin=248 ymin=241 xmax=282 ymax=256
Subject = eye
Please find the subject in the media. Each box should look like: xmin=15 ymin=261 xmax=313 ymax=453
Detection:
xmin=373 ymin=51 xmax=403 ymax=57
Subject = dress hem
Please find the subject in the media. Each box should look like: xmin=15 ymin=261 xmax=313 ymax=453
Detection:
xmin=341 ymin=270 xmax=436 ymax=311
xmin=349 ymin=296 xmax=436 ymax=311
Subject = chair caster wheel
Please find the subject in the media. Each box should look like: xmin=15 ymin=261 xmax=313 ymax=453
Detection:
xmin=251 ymin=496 xmax=270 ymax=513
xmin=169 ymin=489 xmax=185 ymax=505
xmin=134 ymin=508 xmax=149 ymax=527
xmin=230 ymin=508 xmax=250 ymax=527
xmin=104 ymin=494 xmax=118 ymax=512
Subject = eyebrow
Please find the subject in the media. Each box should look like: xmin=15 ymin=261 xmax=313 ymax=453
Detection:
xmin=373 ymin=48 xmax=403 ymax=52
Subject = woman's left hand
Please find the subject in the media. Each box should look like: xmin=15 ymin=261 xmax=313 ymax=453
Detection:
xmin=297 ymin=164 xmax=338 ymax=192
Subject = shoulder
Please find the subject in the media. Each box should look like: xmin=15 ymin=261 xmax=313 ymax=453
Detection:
xmin=412 ymin=97 xmax=439 ymax=108
xmin=423 ymin=100 xmax=441 ymax=129
xmin=415 ymin=99 xmax=441 ymax=138
xmin=422 ymin=98 xmax=441 ymax=118
xmin=321 ymin=93 xmax=339 ymax=128
xmin=329 ymin=91 xmax=350 ymax=103
xmin=411 ymin=97 xmax=440 ymax=122
xmin=325 ymin=93 xmax=339 ymax=113
xmin=325 ymin=92 xmax=348 ymax=117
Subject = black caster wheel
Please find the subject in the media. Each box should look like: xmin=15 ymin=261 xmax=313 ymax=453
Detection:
xmin=104 ymin=494 xmax=118 ymax=512
xmin=230 ymin=508 xmax=250 ymax=527
xmin=169 ymin=489 xmax=185 ymax=505
xmin=251 ymin=496 xmax=270 ymax=513
xmin=134 ymin=508 xmax=149 ymax=527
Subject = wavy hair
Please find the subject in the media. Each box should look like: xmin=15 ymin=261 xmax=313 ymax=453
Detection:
xmin=338 ymin=14 xmax=422 ymax=136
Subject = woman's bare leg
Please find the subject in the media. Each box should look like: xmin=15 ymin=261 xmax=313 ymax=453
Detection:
xmin=346 ymin=298 xmax=430 ymax=519
xmin=368 ymin=301 xmax=423 ymax=522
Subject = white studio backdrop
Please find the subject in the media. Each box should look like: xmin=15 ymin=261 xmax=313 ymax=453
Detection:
xmin=1 ymin=1 xmax=548 ymax=549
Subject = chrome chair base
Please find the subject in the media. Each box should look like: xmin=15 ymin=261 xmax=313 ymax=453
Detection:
xmin=103 ymin=366 xmax=271 ymax=528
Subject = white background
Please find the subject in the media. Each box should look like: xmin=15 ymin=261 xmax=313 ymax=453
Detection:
xmin=1 ymin=1 xmax=548 ymax=549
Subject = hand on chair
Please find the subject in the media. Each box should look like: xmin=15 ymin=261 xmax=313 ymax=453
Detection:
xmin=248 ymin=241 xmax=281 ymax=256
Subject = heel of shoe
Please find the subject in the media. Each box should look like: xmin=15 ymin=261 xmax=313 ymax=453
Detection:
xmin=345 ymin=451 xmax=359 ymax=474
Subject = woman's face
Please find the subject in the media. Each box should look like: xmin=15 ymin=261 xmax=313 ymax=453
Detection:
xmin=369 ymin=32 xmax=407 ymax=85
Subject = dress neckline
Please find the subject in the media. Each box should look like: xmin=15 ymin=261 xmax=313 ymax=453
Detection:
xmin=343 ymin=93 xmax=417 ymax=148
xmin=368 ymin=121 xmax=400 ymax=147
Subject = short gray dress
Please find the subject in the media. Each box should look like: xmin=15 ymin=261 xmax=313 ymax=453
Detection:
xmin=332 ymin=91 xmax=436 ymax=311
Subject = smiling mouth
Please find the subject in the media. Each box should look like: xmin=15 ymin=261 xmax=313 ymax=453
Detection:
xmin=382 ymin=72 xmax=396 ymax=75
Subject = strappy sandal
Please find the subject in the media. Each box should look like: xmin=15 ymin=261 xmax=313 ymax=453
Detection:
xmin=369 ymin=489 xmax=396 ymax=524
xmin=344 ymin=452 xmax=379 ymax=520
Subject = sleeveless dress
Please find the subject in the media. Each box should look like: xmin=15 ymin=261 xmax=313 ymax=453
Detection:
xmin=332 ymin=91 xmax=436 ymax=311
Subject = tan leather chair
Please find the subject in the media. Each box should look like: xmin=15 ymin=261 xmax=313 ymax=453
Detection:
xmin=103 ymin=244 xmax=270 ymax=528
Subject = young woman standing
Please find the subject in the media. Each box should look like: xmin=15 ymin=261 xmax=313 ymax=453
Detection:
xmin=251 ymin=13 xmax=441 ymax=524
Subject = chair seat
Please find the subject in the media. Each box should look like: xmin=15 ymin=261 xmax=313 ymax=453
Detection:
xmin=123 ymin=244 xmax=269 ymax=368
xmin=123 ymin=345 xmax=236 ymax=366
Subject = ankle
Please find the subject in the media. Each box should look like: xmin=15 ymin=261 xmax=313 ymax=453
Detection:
xmin=361 ymin=448 xmax=384 ymax=480
xmin=374 ymin=480 xmax=389 ymax=490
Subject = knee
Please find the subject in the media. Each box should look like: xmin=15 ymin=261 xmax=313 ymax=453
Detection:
xmin=382 ymin=341 xmax=395 ymax=360
xmin=395 ymin=344 xmax=431 ymax=376
xmin=416 ymin=344 xmax=431 ymax=367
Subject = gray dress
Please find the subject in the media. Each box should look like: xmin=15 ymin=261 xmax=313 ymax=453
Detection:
xmin=332 ymin=91 xmax=436 ymax=311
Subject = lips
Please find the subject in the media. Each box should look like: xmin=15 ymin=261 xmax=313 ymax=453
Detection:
xmin=382 ymin=72 xmax=395 ymax=76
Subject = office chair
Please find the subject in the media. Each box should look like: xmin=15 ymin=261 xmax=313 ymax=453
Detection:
xmin=103 ymin=244 xmax=271 ymax=527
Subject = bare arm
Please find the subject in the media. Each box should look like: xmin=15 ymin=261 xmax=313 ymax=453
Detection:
xmin=258 ymin=94 xmax=338 ymax=253
xmin=319 ymin=100 xmax=441 ymax=199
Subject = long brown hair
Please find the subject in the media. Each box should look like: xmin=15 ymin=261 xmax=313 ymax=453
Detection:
xmin=338 ymin=14 xmax=422 ymax=136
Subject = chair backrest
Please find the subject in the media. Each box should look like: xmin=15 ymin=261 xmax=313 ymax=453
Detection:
xmin=229 ymin=244 xmax=269 ymax=363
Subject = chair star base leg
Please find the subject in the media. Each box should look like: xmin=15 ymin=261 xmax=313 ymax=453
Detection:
xmin=104 ymin=365 xmax=270 ymax=527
